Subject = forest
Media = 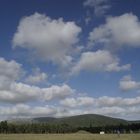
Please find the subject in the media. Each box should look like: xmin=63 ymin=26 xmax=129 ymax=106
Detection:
xmin=0 ymin=121 xmax=140 ymax=134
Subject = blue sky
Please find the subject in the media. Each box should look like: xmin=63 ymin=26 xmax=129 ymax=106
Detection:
xmin=0 ymin=0 xmax=140 ymax=120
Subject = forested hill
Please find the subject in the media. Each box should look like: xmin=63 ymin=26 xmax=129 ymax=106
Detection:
xmin=33 ymin=114 xmax=128 ymax=127
xmin=3 ymin=114 xmax=140 ymax=133
xmin=9 ymin=114 xmax=129 ymax=127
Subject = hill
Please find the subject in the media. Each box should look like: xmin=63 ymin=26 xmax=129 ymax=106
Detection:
xmin=6 ymin=114 xmax=140 ymax=133
xmin=32 ymin=114 xmax=128 ymax=127
xmin=9 ymin=114 xmax=139 ymax=127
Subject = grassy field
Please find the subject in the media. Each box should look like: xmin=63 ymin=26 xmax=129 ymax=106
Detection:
xmin=0 ymin=134 xmax=140 ymax=140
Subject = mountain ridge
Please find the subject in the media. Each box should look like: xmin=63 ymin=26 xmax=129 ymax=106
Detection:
xmin=8 ymin=114 xmax=137 ymax=127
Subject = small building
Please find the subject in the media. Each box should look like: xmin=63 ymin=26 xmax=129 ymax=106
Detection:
xmin=100 ymin=131 xmax=105 ymax=134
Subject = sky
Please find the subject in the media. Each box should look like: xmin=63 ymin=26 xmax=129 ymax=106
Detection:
xmin=0 ymin=0 xmax=140 ymax=120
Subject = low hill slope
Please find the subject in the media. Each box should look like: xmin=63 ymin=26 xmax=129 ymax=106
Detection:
xmin=33 ymin=114 xmax=128 ymax=127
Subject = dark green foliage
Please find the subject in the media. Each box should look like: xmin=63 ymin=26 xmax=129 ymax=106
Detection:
xmin=0 ymin=122 xmax=78 ymax=134
xmin=0 ymin=121 xmax=8 ymax=133
xmin=0 ymin=114 xmax=139 ymax=134
xmin=33 ymin=114 xmax=128 ymax=127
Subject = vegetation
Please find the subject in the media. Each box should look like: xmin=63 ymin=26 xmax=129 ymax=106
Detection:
xmin=0 ymin=114 xmax=139 ymax=134
xmin=32 ymin=114 xmax=128 ymax=127
xmin=0 ymin=134 xmax=140 ymax=140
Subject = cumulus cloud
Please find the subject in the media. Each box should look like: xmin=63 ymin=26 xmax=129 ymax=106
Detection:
xmin=72 ymin=50 xmax=130 ymax=74
xmin=84 ymin=0 xmax=111 ymax=16
xmin=0 ymin=57 xmax=74 ymax=104
xmin=60 ymin=95 xmax=140 ymax=108
xmin=0 ymin=57 xmax=40 ymax=103
xmin=0 ymin=83 xmax=74 ymax=103
xmin=13 ymin=13 xmax=81 ymax=67
xmin=58 ymin=95 xmax=140 ymax=119
xmin=55 ymin=106 xmax=140 ymax=120
xmin=25 ymin=68 xmax=48 ymax=85
xmin=0 ymin=95 xmax=140 ymax=120
xmin=0 ymin=104 xmax=57 ymax=118
xmin=42 ymin=84 xmax=74 ymax=101
xmin=59 ymin=95 xmax=140 ymax=119
xmin=120 ymin=75 xmax=140 ymax=91
xmin=0 ymin=57 xmax=23 ymax=90
xmin=60 ymin=97 xmax=94 ymax=108
xmin=88 ymin=13 xmax=140 ymax=49
xmin=91 ymin=106 xmax=140 ymax=120
xmin=97 ymin=96 xmax=122 ymax=107
xmin=97 ymin=96 xmax=140 ymax=107
xmin=0 ymin=82 xmax=43 ymax=103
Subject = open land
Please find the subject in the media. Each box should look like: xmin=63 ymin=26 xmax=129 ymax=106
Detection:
xmin=0 ymin=134 xmax=140 ymax=140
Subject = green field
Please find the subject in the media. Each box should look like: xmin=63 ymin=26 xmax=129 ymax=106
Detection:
xmin=0 ymin=134 xmax=140 ymax=140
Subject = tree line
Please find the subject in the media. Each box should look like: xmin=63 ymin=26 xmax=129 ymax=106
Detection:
xmin=79 ymin=123 xmax=140 ymax=133
xmin=0 ymin=121 xmax=77 ymax=133
xmin=0 ymin=121 xmax=140 ymax=134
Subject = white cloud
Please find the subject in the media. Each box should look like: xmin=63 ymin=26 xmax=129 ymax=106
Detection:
xmin=0 ymin=57 xmax=23 ymax=90
xmin=0 ymin=57 xmax=74 ymax=103
xmin=97 ymin=96 xmax=122 ymax=107
xmin=0 ymin=104 xmax=57 ymax=118
xmin=31 ymin=106 xmax=56 ymax=117
xmin=0 ymin=82 xmax=74 ymax=103
xmin=60 ymin=95 xmax=140 ymax=108
xmin=13 ymin=13 xmax=81 ymax=67
xmin=25 ymin=68 xmax=48 ymax=85
xmin=123 ymin=97 xmax=140 ymax=106
xmin=56 ymin=105 xmax=140 ymax=120
xmin=120 ymin=75 xmax=140 ymax=91
xmin=92 ymin=106 xmax=140 ymax=119
xmin=0 ymin=95 xmax=140 ymax=120
xmin=0 ymin=82 xmax=42 ymax=103
xmin=56 ymin=106 xmax=140 ymax=120
xmin=43 ymin=84 xmax=74 ymax=101
xmin=94 ymin=106 xmax=125 ymax=116
xmin=60 ymin=97 xmax=94 ymax=108
xmin=72 ymin=50 xmax=130 ymax=74
xmin=84 ymin=0 xmax=110 ymax=16
xmin=0 ymin=58 xmax=39 ymax=103
xmin=97 ymin=96 xmax=140 ymax=107
xmin=88 ymin=13 xmax=140 ymax=49
xmin=58 ymin=95 xmax=140 ymax=119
